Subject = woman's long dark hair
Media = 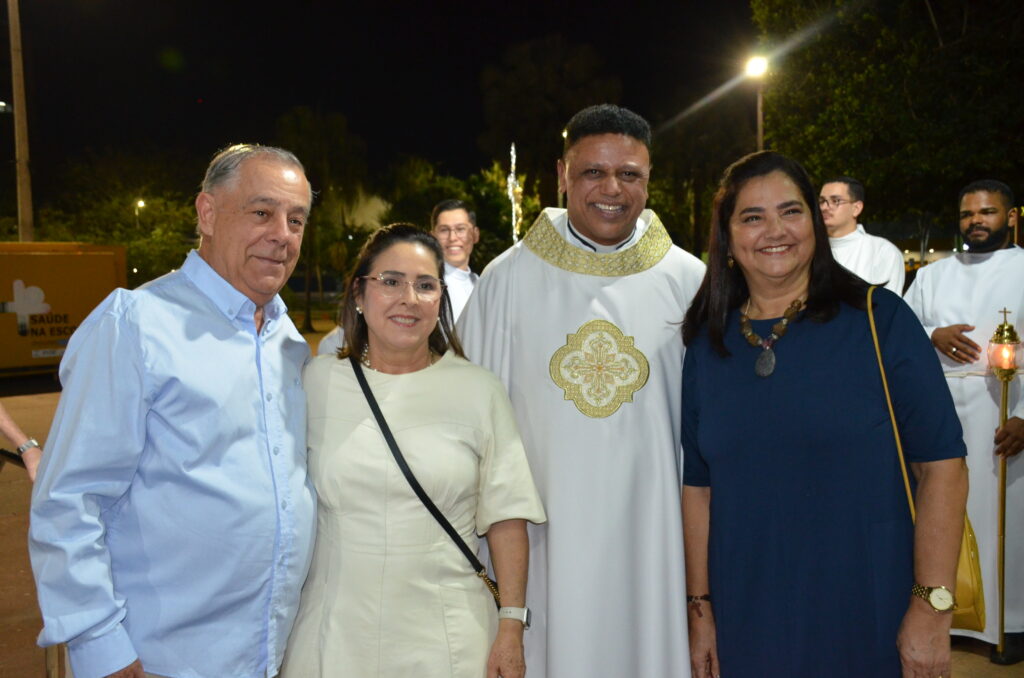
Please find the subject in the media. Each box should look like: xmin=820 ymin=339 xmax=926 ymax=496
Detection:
xmin=337 ymin=223 xmax=465 ymax=360
xmin=682 ymin=151 xmax=867 ymax=356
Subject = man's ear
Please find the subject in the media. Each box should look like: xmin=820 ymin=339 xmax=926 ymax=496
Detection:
xmin=195 ymin=192 xmax=216 ymax=238
xmin=556 ymin=158 xmax=567 ymax=195
xmin=851 ymin=201 xmax=864 ymax=220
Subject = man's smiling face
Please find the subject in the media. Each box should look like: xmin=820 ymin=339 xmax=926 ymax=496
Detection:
xmin=557 ymin=133 xmax=650 ymax=246
xmin=196 ymin=157 xmax=311 ymax=306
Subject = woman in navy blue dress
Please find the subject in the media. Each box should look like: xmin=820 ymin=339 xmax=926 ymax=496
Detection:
xmin=680 ymin=152 xmax=967 ymax=678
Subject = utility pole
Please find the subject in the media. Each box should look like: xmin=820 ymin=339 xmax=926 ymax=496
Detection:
xmin=7 ymin=0 xmax=33 ymax=241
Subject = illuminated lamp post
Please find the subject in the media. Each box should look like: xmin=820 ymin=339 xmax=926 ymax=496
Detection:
xmin=134 ymin=199 xmax=146 ymax=230
xmin=745 ymin=56 xmax=769 ymax=152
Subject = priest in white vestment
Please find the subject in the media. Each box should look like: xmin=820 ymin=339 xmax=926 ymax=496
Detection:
xmin=820 ymin=177 xmax=905 ymax=293
xmin=458 ymin=105 xmax=705 ymax=678
xmin=905 ymin=179 xmax=1024 ymax=657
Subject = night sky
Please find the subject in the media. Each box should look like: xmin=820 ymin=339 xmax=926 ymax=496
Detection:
xmin=6 ymin=0 xmax=756 ymax=199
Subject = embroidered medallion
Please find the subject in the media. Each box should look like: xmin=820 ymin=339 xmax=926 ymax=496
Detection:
xmin=549 ymin=320 xmax=650 ymax=418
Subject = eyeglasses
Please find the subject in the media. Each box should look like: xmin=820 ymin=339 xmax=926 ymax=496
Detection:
xmin=434 ymin=225 xmax=473 ymax=238
xmin=818 ymin=197 xmax=855 ymax=208
xmin=360 ymin=273 xmax=446 ymax=301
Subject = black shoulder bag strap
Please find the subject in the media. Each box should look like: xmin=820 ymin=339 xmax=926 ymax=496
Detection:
xmin=349 ymin=356 xmax=501 ymax=607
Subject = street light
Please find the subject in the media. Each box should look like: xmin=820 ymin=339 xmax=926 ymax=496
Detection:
xmin=134 ymin=199 xmax=146 ymax=230
xmin=745 ymin=56 xmax=769 ymax=151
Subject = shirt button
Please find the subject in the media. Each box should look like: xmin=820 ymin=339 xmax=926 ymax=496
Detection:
xmin=273 ymin=446 xmax=280 ymax=455
xmin=281 ymin=500 xmax=288 ymax=509
xmin=266 ymin=393 xmax=273 ymax=401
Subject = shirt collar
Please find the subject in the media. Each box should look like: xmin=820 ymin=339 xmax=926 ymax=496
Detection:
xmin=565 ymin=219 xmax=640 ymax=253
xmin=443 ymin=261 xmax=476 ymax=281
xmin=829 ymin=223 xmax=866 ymax=244
xmin=181 ymin=250 xmax=287 ymax=323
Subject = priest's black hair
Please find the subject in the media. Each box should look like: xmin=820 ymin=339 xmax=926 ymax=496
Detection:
xmin=563 ymin=104 xmax=652 ymax=155
xmin=683 ymin=151 xmax=868 ymax=357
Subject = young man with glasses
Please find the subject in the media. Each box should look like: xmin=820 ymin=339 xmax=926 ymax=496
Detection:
xmin=819 ymin=176 xmax=905 ymax=293
xmin=431 ymin=199 xmax=480 ymax=321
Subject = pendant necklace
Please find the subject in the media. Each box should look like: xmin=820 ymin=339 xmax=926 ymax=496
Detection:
xmin=739 ymin=297 xmax=803 ymax=377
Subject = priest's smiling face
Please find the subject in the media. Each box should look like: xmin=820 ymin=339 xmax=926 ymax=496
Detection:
xmin=557 ymin=133 xmax=650 ymax=246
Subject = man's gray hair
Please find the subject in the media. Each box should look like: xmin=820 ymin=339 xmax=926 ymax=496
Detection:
xmin=201 ymin=143 xmax=306 ymax=193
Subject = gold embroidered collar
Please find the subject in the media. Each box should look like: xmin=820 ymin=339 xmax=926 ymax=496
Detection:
xmin=522 ymin=210 xmax=672 ymax=277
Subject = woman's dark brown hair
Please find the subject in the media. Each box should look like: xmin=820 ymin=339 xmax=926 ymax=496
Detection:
xmin=682 ymin=151 xmax=867 ymax=357
xmin=337 ymin=223 xmax=465 ymax=360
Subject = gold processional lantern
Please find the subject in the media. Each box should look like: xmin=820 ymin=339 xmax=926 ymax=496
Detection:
xmin=988 ymin=309 xmax=1020 ymax=377
xmin=987 ymin=308 xmax=1019 ymax=663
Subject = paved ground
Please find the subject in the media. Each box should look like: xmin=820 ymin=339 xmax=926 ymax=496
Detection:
xmin=0 ymin=319 xmax=1018 ymax=677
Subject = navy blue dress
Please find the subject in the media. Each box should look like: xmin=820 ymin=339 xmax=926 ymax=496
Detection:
xmin=682 ymin=289 xmax=965 ymax=677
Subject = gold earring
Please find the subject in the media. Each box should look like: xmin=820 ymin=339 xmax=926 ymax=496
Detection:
xmin=727 ymin=255 xmax=735 ymax=269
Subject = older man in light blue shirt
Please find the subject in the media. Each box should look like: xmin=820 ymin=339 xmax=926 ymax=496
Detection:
xmin=30 ymin=144 xmax=316 ymax=678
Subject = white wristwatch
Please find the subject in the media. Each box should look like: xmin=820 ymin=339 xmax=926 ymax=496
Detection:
xmin=16 ymin=438 xmax=40 ymax=455
xmin=497 ymin=606 xmax=531 ymax=629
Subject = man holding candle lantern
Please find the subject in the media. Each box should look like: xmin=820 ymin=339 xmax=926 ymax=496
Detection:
xmin=905 ymin=179 xmax=1024 ymax=660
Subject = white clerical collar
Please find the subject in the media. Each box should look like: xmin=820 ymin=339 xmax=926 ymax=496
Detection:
xmin=829 ymin=223 xmax=866 ymax=246
xmin=565 ymin=216 xmax=644 ymax=253
xmin=443 ymin=262 xmax=476 ymax=282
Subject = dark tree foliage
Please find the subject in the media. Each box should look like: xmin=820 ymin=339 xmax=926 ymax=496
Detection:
xmin=478 ymin=35 xmax=622 ymax=206
xmin=649 ymin=95 xmax=758 ymax=257
xmin=275 ymin=107 xmax=370 ymax=330
xmin=751 ymin=0 xmax=1024 ymax=237
xmin=379 ymin=157 xmax=540 ymax=273
xmin=31 ymin=150 xmax=201 ymax=287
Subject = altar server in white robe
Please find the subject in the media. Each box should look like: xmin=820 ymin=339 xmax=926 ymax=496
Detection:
xmin=819 ymin=176 xmax=905 ymax=293
xmin=905 ymin=179 xmax=1024 ymax=655
xmin=459 ymin=104 xmax=705 ymax=678
xmin=431 ymin=199 xmax=480 ymax=321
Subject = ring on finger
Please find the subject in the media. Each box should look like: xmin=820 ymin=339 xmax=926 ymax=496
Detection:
xmin=951 ymin=347 xmax=958 ymax=354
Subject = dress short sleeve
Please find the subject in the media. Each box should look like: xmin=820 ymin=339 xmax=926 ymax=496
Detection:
xmin=475 ymin=375 xmax=547 ymax=535
xmin=682 ymin=339 xmax=710 ymax=487
xmin=874 ymin=288 xmax=966 ymax=464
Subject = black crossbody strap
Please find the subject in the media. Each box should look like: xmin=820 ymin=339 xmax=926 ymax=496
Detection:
xmin=349 ymin=356 xmax=487 ymax=574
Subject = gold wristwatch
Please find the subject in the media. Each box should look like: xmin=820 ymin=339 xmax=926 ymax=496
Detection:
xmin=911 ymin=584 xmax=955 ymax=612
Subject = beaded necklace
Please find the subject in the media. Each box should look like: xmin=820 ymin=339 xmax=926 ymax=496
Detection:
xmin=739 ymin=297 xmax=803 ymax=377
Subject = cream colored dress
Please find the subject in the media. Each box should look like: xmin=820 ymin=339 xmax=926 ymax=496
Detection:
xmin=281 ymin=352 xmax=546 ymax=678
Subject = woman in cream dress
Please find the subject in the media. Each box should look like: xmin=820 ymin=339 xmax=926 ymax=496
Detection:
xmin=283 ymin=224 xmax=545 ymax=678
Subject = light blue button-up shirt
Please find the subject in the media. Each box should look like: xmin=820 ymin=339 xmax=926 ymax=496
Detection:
xmin=30 ymin=251 xmax=316 ymax=678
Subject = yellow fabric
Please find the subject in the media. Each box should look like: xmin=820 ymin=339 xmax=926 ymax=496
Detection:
xmin=521 ymin=209 xmax=672 ymax=277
